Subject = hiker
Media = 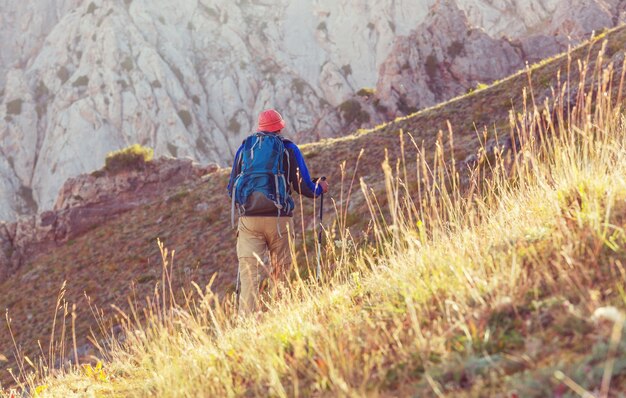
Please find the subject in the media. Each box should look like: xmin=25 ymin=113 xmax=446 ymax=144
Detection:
xmin=228 ymin=109 xmax=329 ymax=315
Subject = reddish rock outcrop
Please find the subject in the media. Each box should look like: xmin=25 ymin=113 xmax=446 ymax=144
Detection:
xmin=375 ymin=1 xmax=527 ymax=117
xmin=0 ymin=157 xmax=219 ymax=282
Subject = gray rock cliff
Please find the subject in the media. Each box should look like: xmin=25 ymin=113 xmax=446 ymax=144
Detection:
xmin=0 ymin=0 xmax=624 ymax=221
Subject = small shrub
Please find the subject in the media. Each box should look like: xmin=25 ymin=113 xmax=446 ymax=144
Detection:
xmin=374 ymin=99 xmax=388 ymax=114
xmin=305 ymin=148 xmax=319 ymax=158
xmin=167 ymin=189 xmax=189 ymax=204
xmin=341 ymin=64 xmax=353 ymax=77
xmin=72 ymin=75 xmax=89 ymax=87
xmin=317 ymin=22 xmax=327 ymax=31
xmin=195 ymin=137 xmax=209 ymax=154
xmin=6 ymin=99 xmax=23 ymax=115
xmin=105 ymin=144 xmax=154 ymax=173
xmin=121 ymin=56 xmax=133 ymax=71
xmin=205 ymin=7 xmax=219 ymax=18
xmin=292 ymin=78 xmax=307 ymax=96
xmin=57 ymin=66 xmax=70 ymax=84
xmin=319 ymin=98 xmax=330 ymax=107
xmin=356 ymin=87 xmax=375 ymax=97
xmin=447 ymin=41 xmax=464 ymax=58
xmin=425 ymin=53 xmax=438 ymax=80
xmin=468 ymin=82 xmax=489 ymax=93
xmin=227 ymin=116 xmax=241 ymax=133
xmin=339 ymin=99 xmax=360 ymax=115
xmin=19 ymin=185 xmax=37 ymax=213
xmin=151 ymin=80 xmax=162 ymax=89
xmin=137 ymin=274 xmax=155 ymax=284
xmin=91 ymin=169 xmax=106 ymax=178
xmin=178 ymin=110 xmax=192 ymax=128
xmin=171 ymin=66 xmax=185 ymax=84
xmin=339 ymin=99 xmax=370 ymax=124
xmin=86 ymin=2 xmax=97 ymax=14
xmin=167 ymin=143 xmax=178 ymax=157
xmin=204 ymin=211 xmax=221 ymax=225
xmin=396 ymin=95 xmax=418 ymax=115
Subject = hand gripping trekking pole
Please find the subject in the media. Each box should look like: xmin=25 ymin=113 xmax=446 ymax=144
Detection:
xmin=316 ymin=177 xmax=326 ymax=282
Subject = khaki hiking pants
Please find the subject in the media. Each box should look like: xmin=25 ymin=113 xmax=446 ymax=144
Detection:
xmin=236 ymin=216 xmax=294 ymax=315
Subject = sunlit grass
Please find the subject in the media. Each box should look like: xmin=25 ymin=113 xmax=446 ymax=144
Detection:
xmin=104 ymin=144 xmax=154 ymax=174
xmin=5 ymin=36 xmax=626 ymax=397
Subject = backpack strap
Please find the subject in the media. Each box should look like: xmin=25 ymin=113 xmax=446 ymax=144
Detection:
xmin=230 ymin=148 xmax=244 ymax=229
xmin=250 ymin=135 xmax=261 ymax=160
xmin=285 ymin=147 xmax=291 ymax=186
xmin=231 ymin=177 xmax=238 ymax=229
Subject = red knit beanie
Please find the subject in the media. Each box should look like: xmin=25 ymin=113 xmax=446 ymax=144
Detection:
xmin=257 ymin=109 xmax=286 ymax=132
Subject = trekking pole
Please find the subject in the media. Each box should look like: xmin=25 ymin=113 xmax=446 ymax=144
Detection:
xmin=316 ymin=176 xmax=326 ymax=282
xmin=235 ymin=266 xmax=241 ymax=315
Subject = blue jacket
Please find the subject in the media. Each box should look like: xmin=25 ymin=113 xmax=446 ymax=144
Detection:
xmin=227 ymin=132 xmax=322 ymax=217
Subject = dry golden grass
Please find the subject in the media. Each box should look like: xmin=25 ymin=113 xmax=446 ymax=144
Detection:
xmin=3 ymin=29 xmax=626 ymax=393
xmin=4 ymin=32 xmax=626 ymax=398
xmin=3 ymin=40 xmax=625 ymax=397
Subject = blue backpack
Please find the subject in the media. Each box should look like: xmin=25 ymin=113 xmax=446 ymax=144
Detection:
xmin=230 ymin=132 xmax=294 ymax=226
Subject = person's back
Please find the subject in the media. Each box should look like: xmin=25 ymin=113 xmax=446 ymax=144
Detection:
xmin=227 ymin=109 xmax=329 ymax=315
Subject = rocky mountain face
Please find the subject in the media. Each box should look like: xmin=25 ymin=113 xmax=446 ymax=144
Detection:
xmin=0 ymin=0 xmax=625 ymax=221
xmin=375 ymin=0 xmax=626 ymax=115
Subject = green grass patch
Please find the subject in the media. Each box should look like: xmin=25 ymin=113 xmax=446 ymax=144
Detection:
xmin=104 ymin=144 xmax=154 ymax=174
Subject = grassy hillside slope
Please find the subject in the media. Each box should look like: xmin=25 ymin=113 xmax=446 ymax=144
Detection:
xmin=2 ymin=26 xmax=626 ymax=396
